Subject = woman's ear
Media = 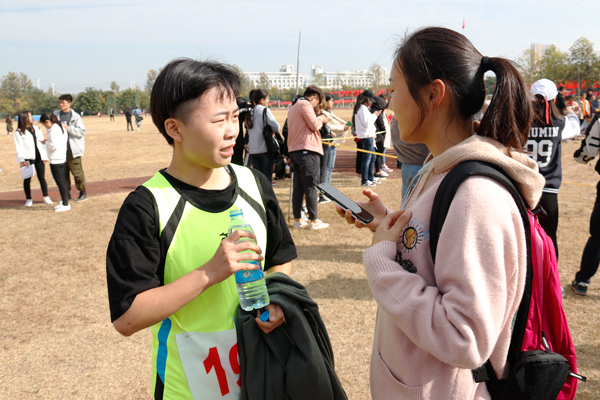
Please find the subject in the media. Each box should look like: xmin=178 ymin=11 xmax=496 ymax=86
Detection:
xmin=164 ymin=118 xmax=184 ymax=143
xmin=427 ymin=79 xmax=446 ymax=111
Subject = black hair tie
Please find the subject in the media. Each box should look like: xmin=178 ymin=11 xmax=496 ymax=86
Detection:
xmin=481 ymin=56 xmax=491 ymax=70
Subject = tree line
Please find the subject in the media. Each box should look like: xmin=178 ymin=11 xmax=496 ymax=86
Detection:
xmin=517 ymin=37 xmax=600 ymax=88
xmin=0 ymin=69 xmax=161 ymax=117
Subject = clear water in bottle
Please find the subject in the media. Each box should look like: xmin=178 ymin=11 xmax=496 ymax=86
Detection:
xmin=228 ymin=209 xmax=270 ymax=311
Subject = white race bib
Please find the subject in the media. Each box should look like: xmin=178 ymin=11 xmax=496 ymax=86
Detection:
xmin=176 ymin=328 xmax=241 ymax=399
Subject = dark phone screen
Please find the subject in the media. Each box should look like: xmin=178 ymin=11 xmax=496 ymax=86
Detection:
xmin=316 ymin=183 xmax=374 ymax=223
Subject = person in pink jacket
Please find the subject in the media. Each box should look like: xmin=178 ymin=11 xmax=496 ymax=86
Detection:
xmin=337 ymin=27 xmax=545 ymax=399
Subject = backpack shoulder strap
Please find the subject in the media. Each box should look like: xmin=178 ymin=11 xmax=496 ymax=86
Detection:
xmin=429 ymin=160 xmax=534 ymax=383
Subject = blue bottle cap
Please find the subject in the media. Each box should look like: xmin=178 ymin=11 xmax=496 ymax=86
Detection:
xmin=258 ymin=310 xmax=270 ymax=322
xmin=229 ymin=209 xmax=243 ymax=218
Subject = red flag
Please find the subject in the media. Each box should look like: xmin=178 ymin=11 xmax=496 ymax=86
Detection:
xmin=462 ymin=19 xmax=465 ymax=29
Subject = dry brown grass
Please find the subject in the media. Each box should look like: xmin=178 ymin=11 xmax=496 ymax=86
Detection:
xmin=0 ymin=113 xmax=598 ymax=399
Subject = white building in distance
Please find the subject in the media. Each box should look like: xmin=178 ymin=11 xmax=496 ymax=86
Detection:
xmin=245 ymin=65 xmax=306 ymax=90
xmin=245 ymin=65 xmax=389 ymax=90
xmin=311 ymin=65 xmax=389 ymax=90
xmin=530 ymin=43 xmax=553 ymax=66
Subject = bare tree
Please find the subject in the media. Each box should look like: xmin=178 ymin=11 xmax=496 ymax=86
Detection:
xmin=145 ymin=69 xmax=158 ymax=94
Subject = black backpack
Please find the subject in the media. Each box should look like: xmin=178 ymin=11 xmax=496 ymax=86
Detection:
xmin=262 ymin=108 xmax=280 ymax=155
xmin=429 ymin=161 xmax=585 ymax=400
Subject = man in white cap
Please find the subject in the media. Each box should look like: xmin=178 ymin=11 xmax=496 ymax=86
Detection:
xmin=527 ymin=79 xmax=580 ymax=262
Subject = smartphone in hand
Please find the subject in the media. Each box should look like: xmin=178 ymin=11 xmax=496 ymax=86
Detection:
xmin=316 ymin=183 xmax=374 ymax=224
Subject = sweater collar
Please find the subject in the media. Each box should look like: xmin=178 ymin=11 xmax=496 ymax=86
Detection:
xmin=424 ymin=134 xmax=545 ymax=209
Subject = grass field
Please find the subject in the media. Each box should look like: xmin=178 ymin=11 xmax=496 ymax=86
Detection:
xmin=0 ymin=111 xmax=598 ymax=399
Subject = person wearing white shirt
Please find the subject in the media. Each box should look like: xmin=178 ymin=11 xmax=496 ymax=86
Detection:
xmin=352 ymin=91 xmax=381 ymax=186
xmin=40 ymin=113 xmax=71 ymax=212
xmin=14 ymin=110 xmax=53 ymax=207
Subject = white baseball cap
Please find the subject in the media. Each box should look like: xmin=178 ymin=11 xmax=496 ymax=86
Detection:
xmin=530 ymin=79 xmax=558 ymax=101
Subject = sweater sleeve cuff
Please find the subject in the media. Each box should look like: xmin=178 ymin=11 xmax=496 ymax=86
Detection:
xmin=363 ymin=241 xmax=398 ymax=284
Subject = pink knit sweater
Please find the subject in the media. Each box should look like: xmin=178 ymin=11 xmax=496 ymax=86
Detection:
xmin=286 ymin=99 xmax=324 ymax=155
xmin=363 ymin=135 xmax=545 ymax=400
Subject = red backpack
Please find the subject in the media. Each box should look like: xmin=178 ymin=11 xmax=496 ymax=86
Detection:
xmin=430 ymin=161 xmax=585 ymax=400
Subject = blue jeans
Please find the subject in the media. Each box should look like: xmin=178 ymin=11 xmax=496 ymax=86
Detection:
xmin=401 ymin=163 xmax=423 ymax=198
xmin=249 ymin=153 xmax=274 ymax=181
xmin=359 ymin=138 xmax=375 ymax=184
xmin=325 ymin=145 xmax=336 ymax=184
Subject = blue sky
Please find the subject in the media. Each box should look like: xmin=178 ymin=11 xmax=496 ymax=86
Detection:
xmin=2 ymin=0 xmax=599 ymax=94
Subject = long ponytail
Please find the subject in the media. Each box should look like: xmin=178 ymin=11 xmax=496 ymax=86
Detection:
xmin=477 ymin=58 xmax=532 ymax=149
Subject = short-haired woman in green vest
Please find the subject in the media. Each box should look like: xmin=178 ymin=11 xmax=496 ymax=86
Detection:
xmin=106 ymin=59 xmax=297 ymax=399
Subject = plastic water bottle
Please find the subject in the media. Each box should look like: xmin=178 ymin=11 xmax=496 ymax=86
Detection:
xmin=228 ymin=209 xmax=270 ymax=311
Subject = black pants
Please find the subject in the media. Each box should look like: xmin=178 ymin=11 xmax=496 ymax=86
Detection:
xmin=126 ymin=120 xmax=133 ymax=131
xmin=110 ymin=114 xmax=114 ymax=121
xmin=23 ymin=158 xmax=49 ymax=199
xmin=50 ymin=163 xmax=70 ymax=206
xmin=375 ymin=135 xmax=385 ymax=173
xmin=575 ymin=181 xmax=600 ymax=283
xmin=355 ymin=140 xmax=363 ymax=174
xmin=289 ymin=150 xmax=320 ymax=220
xmin=538 ymin=192 xmax=559 ymax=260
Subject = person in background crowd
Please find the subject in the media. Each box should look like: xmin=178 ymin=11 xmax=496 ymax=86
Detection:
xmin=526 ymin=79 xmax=579 ymax=260
xmin=353 ymin=90 xmax=381 ymax=187
xmin=574 ymin=94 xmax=585 ymax=124
xmin=572 ymin=111 xmax=600 ymax=295
xmin=591 ymin=93 xmax=599 ymax=113
xmin=287 ymin=85 xmax=329 ymax=229
xmin=566 ymin=95 xmax=583 ymax=122
xmin=581 ymin=93 xmax=590 ymax=119
xmin=245 ymin=89 xmax=280 ymax=181
xmin=125 ymin=108 xmax=134 ymax=132
xmin=378 ymin=94 xmax=394 ymax=174
xmin=318 ymin=94 xmax=349 ymax=203
xmin=555 ymin=85 xmax=567 ymax=114
xmin=40 ymin=113 xmax=70 ymax=212
xmin=232 ymin=96 xmax=251 ymax=166
xmin=580 ymin=113 xmax=593 ymax=135
xmin=372 ymin=96 xmax=390 ymax=180
xmin=133 ymin=106 xmax=143 ymax=131
xmin=6 ymin=115 xmax=13 ymax=136
xmin=14 ymin=110 xmax=53 ymax=207
xmin=54 ymin=94 xmax=88 ymax=202
xmin=336 ymin=27 xmax=544 ymax=400
xmin=316 ymin=100 xmax=331 ymax=196
xmin=110 ymin=108 xmax=115 ymax=122
xmin=390 ymin=115 xmax=430 ymax=197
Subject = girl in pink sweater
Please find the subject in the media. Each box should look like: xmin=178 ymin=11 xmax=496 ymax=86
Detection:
xmin=338 ymin=27 xmax=545 ymax=399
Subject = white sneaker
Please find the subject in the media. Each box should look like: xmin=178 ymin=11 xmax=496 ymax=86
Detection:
xmin=55 ymin=204 xmax=71 ymax=212
xmin=293 ymin=220 xmax=308 ymax=229
xmin=373 ymin=178 xmax=383 ymax=184
xmin=382 ymin=164 xmax=393 ymax=173
xmin=310 ymin=220 xmax=329 ymax=230
xmin=361 ymin=181 xmax=377 ymax=187
xmin=301 ymin=206 xmax=309 ymax=222
xmin=43 ymin=196 xmax=53 ymax=205
xmin=318 ymin=196 xmax=332 ymax=204
xmin=24 ymin=199 xmax=33 ymax=207
xmin=137 ymin=128 xmax=140 ymax=131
